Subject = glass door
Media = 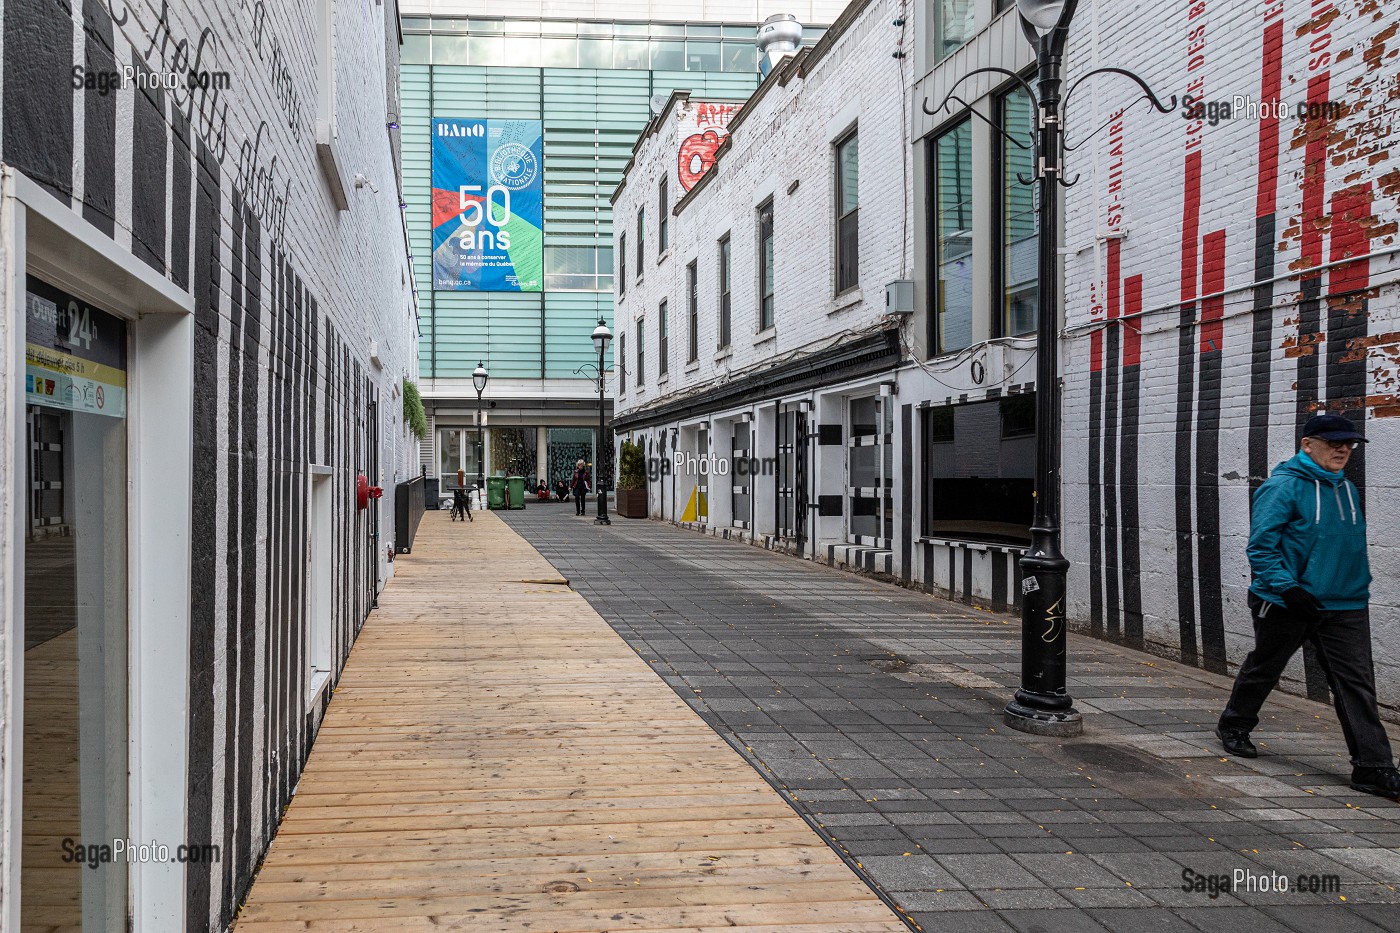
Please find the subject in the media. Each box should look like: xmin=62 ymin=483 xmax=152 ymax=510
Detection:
xmin=731 ymin=421 xmax=751 ymax=529
xmin=696 ymin=426 xmax=709 ymax=523
xmin=848 ymin=395 xmax=893 ymax=547
xmin=22 ymin=277 xmax=129 ymax=932
xmin=438 ymin=427 xmax=482 ymax=488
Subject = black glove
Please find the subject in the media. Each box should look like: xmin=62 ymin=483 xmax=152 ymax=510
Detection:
xmin=1282 ymin=587 xmax=1323 ymax=623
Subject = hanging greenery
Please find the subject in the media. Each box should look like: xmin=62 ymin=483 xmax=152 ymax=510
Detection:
xmin=402 ymin=379 xmax=427 ymax=440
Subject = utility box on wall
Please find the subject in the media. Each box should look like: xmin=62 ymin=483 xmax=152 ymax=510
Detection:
xmin=885 ymin=280 xmax=914 ymax=315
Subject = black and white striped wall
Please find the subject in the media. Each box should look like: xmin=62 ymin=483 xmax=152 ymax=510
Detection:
xmin=2 ymin=0 xmax=417 ymax=928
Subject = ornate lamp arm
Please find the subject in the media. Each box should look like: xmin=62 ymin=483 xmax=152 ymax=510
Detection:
xmin=1061 ymin=66 xmax=1177 ymax=128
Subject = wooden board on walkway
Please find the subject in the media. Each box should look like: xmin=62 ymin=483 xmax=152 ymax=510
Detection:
xmin=235 ymin=511 xmax=907 ymax=933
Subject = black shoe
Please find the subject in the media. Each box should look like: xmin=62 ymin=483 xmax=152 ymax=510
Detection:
xmin=1350 ymin=766 xmax=1400 ymax=799
xmin=1215 ymin=726 xmax=1258 ymax=758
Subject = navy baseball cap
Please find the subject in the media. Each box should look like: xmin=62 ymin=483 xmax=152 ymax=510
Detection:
xmin=1302 ymin=413 xmax=1367 ymax=443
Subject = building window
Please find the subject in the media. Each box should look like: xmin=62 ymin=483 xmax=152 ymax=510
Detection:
xmin=835 ymin=129 xmax=859 ymax=294
xmin=618 ymin=333 xmax=626 ymax=392
xmin=922 ymin=397 xmax=1036 ymax=544
xmin=757 ymin=199 xmax=774 ymax=331
xmin=636 ymin=317 xmax=645 ymax=386
xmin=718 ymin=234 xmax=732 ymax=349
xmin=545 ymin=246 xmax=613 ymax=292
xmin=1000 ymin=87 xmax=1038 ymax=336
xmin=659 ymin=300 xmax=669 ymax=375
xmin=686 ymin=261 xmax=699 ymax=362
xmin=658 ymin=176 xmax=669 ymax=254
xmin=619 ymin=234 xmax=627 ymax=293
xmin=934 ymin=0 xmax=977 ymax=63
xmin=636 ymin=208 xmax=645 ymax=275
xmin=932 ymin=119 xmax=973 ymax=355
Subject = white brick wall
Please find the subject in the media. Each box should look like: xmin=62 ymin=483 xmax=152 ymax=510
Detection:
xmin=1059 ymin=0 xmax=1400 ymax=706
xmin=614 ymin=0 xmax=915 ymax=419
xmin=1 ymin=0 xmax=419 ymax=928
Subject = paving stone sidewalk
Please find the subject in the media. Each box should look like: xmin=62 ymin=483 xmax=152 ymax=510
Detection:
xmin=503 ymin=507 xmax=1400 ymax=933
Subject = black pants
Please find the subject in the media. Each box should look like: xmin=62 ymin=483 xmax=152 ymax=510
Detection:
xmin=1220 ymin=594 xmax=1393 ymax=768
xmin=574 ymin=489 xmax=587 ymax=514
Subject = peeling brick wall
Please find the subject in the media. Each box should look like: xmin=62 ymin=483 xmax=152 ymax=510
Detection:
xmin=1062 ymin=0 xmax=1400 ymax=710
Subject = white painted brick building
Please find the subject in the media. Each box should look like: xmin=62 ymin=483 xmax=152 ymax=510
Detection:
xmin=1 ymin=1 xmax=418 ymax=928
xmin=620 ymin=0 xmax=1400 ymax=716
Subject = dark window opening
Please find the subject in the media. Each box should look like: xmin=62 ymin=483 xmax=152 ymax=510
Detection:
xmin=835 ymin=130 xmax=859 ymax=294
xmin=758 ymin=200 xmax=774 ymax=330
xmin=922 ymin=396 xmax=1036 ymax=545
xmin=686 ymin=261 xmax=699 ymax=362
xmin=718 ymin=235 xmax=732 ymax=349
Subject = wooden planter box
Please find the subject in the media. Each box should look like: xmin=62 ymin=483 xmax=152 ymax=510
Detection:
xmin=615 ymin=488 xmax=648 ymax=519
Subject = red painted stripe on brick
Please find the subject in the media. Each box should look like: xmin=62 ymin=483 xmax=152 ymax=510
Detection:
xmin=1108 ymin=239 xmax=1122 ymax=322
xmin=1180 ymin=150 xmax=1203 ymax=304
xmin=1124 ymin=275 xmax=1143 ymax=366
xmin=1255 ymin=19 xmax=1284 ymax=219
xmin=1092 ymin=329 xmax=1104 ymax=373
xmin=1328 ymin=185 xmax=1373 ymax=295
xmin=1098 ymin=238 xmax=1121 ymax=375
xmin=1300 ymin=72 xmax=1332 ymax=271
xmin=1200 ymin=230 xmax=1227 ymax=352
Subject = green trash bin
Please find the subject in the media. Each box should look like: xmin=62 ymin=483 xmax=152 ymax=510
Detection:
xmin=486 ymin=476 xmax=507 ymax=510
xmin=507 ymin=475 xmax=527 ymax=510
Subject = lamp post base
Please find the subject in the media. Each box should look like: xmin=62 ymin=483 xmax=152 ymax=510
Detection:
xmin=1003 ymin=695 xmax=1083 ymax=737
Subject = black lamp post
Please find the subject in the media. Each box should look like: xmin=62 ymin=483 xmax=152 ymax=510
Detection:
xmin=472 ymin=361 xmax=488 ymax=499
xmin=923 ymin=0 xmax=1173 ymax=737
xmin=1004 ymin=0 xmax=1079 ymax=737
xmin=591 ymin=318 xmax=613 ymax=525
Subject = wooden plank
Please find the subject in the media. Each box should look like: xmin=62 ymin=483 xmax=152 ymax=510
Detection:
xmin=234 ymin=512 xmax=902 ymax=932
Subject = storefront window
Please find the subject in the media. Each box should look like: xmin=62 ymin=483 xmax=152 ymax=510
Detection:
xmin=22 ymin=277 xmax=129 ymax=931
xmin=922 ymin=396 xmax=1036 ymax=544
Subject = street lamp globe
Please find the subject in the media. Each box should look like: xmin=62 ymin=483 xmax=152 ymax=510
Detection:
xmin=1015 ymin=0 xmax=1071 ymax=35
xmin=472 ymin=361 xmax=488 ymax=394
xmin=592 ymin=318 xmax=613 ymax=355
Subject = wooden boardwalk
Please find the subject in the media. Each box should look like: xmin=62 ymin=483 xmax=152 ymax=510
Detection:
xmin=234 ymin=510 xmax=907 ymax=933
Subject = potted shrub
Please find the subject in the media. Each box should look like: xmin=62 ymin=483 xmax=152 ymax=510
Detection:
xmin=615 ymin=440 xmax=648 ymax=519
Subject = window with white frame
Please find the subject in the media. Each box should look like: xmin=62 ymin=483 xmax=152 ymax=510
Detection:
xmin=686 ymin=261 xmax=699 ymax=362
xmin=757 ymin=199 xmax=774 ymax=330
xmin=718 ymin=234 xmax=732 ymax=349
xmin=658 ymin=176 xmax=669 ymax=254
xmin=835 ymin=129 xmax=859 ymax=294
xmin=659 ymin=300 xmax=669 ymax=376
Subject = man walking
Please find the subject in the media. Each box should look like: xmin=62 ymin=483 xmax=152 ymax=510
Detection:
xmin=1216 ymin=414 xmax=1400 ymax=798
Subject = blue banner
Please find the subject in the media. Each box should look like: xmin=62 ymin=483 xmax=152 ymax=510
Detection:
xmin=431 ymin=118 xmax=543 ymax=292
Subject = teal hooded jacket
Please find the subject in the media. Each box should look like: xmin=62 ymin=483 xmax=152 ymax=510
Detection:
xmin=1248 ymin=451 xmax=1370 ymax=610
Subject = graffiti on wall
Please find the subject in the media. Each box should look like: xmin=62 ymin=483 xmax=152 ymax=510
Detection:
xmin=677 ymin=101 xmax=740 ymax=192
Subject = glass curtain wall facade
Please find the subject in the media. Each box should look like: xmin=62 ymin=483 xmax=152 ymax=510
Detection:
xmin=402 ymin=18 xmax=774 ymax=385
xmin=402 ymin=16 xmax=798 ymax=496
